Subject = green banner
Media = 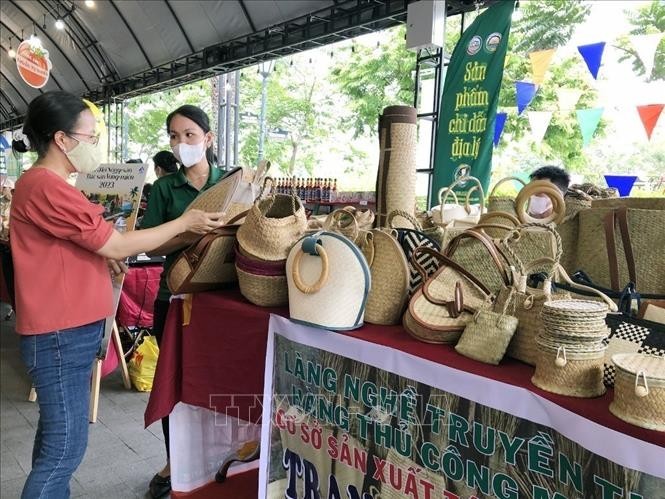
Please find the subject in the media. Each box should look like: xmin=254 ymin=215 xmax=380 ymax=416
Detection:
xmin=431 ymin=0 xmax=514 ymax=205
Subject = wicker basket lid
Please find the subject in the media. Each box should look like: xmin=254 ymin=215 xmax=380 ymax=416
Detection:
xmin=612 ymin=354 xmax=665 ymax=380
xmin=543 ymin=299 xmax=608 ymax=315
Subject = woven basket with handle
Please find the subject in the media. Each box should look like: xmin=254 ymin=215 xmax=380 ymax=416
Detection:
xmin=487 ymin=176 xmax=526 ymax=216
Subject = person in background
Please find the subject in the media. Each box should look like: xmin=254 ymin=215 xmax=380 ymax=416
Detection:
xmin=140 ymin=104 xmax=223 ymax=499
xmin=153 ymin=150 xmax=179 ymax=178
xmin=528 ymin=165 xmax=571 ymax=219
xmin=9 ymin=91 xmax=226 ymax=499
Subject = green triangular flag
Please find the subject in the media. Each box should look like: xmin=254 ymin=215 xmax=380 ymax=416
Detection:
xmin=576 ymin=108 xmax=604 ymax=147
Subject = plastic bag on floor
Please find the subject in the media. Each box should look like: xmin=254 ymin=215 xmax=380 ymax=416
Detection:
xmin=127 ymin=335 xmax=159 ymax=392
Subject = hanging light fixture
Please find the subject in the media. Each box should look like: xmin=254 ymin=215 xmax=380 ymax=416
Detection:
xmin=7 ymin=37 xmax=16 ymax=58
xmin=85 ymin=0 xmax=96 ymax=8
xmin=54 ymin=5 xmax=65 ymax=30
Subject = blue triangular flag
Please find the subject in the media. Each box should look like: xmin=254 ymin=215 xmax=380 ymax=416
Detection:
xmin=0 ymin=135 xmax=10 ymax=150
xmin=516 ymin=81 xmax=538 ymax=115
xmin=577 ymin=42 xmax=606 ymax=80
xmin=493 ymin=112 xmax=508 ymax=147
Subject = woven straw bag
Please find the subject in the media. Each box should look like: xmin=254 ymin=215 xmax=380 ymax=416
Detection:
xmin=455 ymin=290 xmax=519 ymax=365
xmin=443 ymin=227 xmax=513 ymax=296
xmin=237 ymin=192 xmax=307 ymax=261
xmin=403 ymin=247 xmax=492 ymax=344
xmin=360 ymin=229 xmax=409 ymax=326
xmin=323 ymin=208 xmax=361 ymax=244
xmin=433 ymin=176 xmax=486 ymax=227
xmin=166 ymin=212 xmax=246 ymax=294
xmin=375 ymin=105 xmax=417 ymax=227
xmin=610 ymin=354 xmax=665 ymax=431
xmin=386 ymin=210 xmax=445 ymax=248
xmin=185 ymin=167 xmax=252 ymax=221
xmin=286 ymin=232 xmax=370 ymax=330
xmin=487 ymin=176 xmax=527 ymax=216
xmin=235 ymin=244 xmax=287 ymax=307
xmin=531 ymin=338 xmax=607 ymax=398
xmin=575 ymin=199 xmax=665 ymax=295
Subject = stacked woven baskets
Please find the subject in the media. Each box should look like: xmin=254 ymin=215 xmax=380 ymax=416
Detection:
xmin=532 ymin=300 xmax=609 ymax=398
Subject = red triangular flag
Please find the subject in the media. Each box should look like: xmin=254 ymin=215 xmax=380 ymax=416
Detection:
xmin=637 ymin=104 xmax=664 ymax=140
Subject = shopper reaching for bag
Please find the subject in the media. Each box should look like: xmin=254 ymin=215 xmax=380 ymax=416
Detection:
xmin=9 ymin=91 xmax=225 ymax=499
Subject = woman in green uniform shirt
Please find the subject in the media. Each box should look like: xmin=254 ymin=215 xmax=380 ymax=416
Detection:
xmin=140 ymin=104 xmax=222 ymax=498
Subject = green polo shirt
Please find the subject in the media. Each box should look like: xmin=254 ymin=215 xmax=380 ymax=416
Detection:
xmin=141 ymin=165 xmax=223 ymax=301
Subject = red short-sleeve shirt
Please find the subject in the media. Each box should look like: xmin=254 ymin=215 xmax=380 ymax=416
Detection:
xmin=10 ymin=167 xmax=114 ymax=334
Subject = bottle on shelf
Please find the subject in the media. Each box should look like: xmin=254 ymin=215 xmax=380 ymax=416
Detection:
xmin=330 ymin=178 xmax=338 ymax=203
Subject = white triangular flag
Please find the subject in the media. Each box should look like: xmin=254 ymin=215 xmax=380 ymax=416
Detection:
xmin=556 ymin=89 xmax=583 ymax=113
xmin=630 ymin=33 xmax=663 ymax=79
xmin=528 ymin=111 xmax=553 ymax=143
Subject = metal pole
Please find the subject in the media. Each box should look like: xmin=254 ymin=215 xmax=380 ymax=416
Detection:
xmin=224 ymin=74 xmax=232 ymax=169
xmin=258 ymin=70 xmax=268 ymax=161
xmin=233 ymin=71 xmax=240 ymax=167
xmin=217 ymin=74 xmax=226 ymax=168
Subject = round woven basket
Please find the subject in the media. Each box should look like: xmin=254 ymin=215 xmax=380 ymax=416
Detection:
xmin=235 ymin=245 xmax=288 ymax=307
xmin=610 ymin=354 xmax=665 ymax=431
xmin=532 ymin=342 xmax=607 ymax=398
xmin=236 ymin=194 xmax=307 ymax=261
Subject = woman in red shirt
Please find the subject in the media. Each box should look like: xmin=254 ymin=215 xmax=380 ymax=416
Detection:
xmin=9 ymin=91 xmax=226 ymax=499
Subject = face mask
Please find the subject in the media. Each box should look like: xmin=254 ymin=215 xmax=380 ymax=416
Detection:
xmin=66 ymin=139 xmax=103 ymax=174
xmin=528 ymin=195 xmax=553 ymax=217
xmin=172 ymin=141 xmax=206 ymax=168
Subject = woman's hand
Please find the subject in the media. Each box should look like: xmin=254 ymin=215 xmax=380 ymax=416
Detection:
xmin=179 ymin=209 xmax=226 ymax=234
xmin=107 ymin=259 xmax=128 ymax=277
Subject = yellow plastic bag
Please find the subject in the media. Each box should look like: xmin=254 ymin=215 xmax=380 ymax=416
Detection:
xmin=128 ymin=335 xmax=159 ymax=392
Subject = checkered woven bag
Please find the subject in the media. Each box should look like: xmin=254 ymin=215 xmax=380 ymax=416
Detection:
xmin=603 ymin=313 xmax=665 ymax=387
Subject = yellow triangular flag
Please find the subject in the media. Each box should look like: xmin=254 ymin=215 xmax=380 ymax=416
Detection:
xmin=529 ymin=49 xmax=556 ymax=85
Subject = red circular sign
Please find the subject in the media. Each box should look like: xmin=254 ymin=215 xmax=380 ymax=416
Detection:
xmin=16 ymin=40 xmax=51 ymax=89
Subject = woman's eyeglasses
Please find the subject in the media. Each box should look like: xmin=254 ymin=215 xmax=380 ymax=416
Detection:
xmin=67 ymin=132 xmax=100 ymax=146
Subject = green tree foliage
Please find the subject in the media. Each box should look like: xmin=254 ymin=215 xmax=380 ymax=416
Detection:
xmin=496 ymin=0 xmax=595 ymax=172
xmin=512 ymin=0 xmax=591 ymax=52
xmin=615 ymin=0 xmax=665 ymax=81
xmin=238 ymin=60 xmax=334 ymax=176
xmin=330 ymin=26 xmax=416 ymax=137
xmin=124 ymin=81 xmax=213 ymax=161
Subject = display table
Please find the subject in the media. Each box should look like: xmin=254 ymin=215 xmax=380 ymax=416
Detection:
xmin=145 ymin=290 xmax=664 ymax=495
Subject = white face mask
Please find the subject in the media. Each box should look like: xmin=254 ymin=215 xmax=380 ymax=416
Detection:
xmin=66 ymin=139 xmax=103 ymax=174
xmin=172 ymin=141 xmax=206 ymax=168
xmin=528 ymin=194 xmax=553 ymax=218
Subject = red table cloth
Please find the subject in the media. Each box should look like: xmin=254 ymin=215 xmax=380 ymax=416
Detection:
xmin=145 ymin=289 xmax=665 ymax=448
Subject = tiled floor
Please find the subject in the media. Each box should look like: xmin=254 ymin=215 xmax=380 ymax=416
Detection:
xmin=0 ymin=303 xmax=168 ymax=498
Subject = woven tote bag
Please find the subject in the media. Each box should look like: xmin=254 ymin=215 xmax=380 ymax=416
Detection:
xmin=455 ymin=292 xmax=519 ymax=365
xmin=487 ymin=176 xmax=526 ymax=216
xmin=166 ymin=212 xmax=246 ymax=294
xmin=361 ymin=230 xmax=409 ymax=326
xmin=388 ymin=224 xmax=441 ymax=297
xmin=237 ymin=192 xmax=307 ymax=261
xmin=185 ymin=167 xmax=250 ymax=221
xmin=610 ymin=354 xmax=665 ymax=431
xmin=286 ymin=232 xmax=370 ymax=331
xmin=375 ymin=105 xmax=417 ymax=228
xmin=574 ymin=200 xmax=665 ymax=295
xmin=386 ymin=209 xmax=445 ymax=250
xmin=433 ymin=176 xmax=486 ymax=227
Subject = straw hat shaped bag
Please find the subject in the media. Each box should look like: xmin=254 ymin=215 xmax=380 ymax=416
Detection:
xmin=286 ymin=232 xmax=371 ymax=331
xmin=237 ymin=186 xmax=307 ymax=261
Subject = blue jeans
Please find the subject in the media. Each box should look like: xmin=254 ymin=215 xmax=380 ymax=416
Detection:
xmin=20 ymin=320 xmax=105 ymax=499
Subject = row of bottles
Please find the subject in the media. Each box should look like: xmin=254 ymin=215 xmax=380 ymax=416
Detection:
xmin=274 ymin=177 xmax=338 ymax=203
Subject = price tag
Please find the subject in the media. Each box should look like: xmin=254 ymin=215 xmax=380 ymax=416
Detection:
xmin=359 ymin=200 xmax=368 ymax=206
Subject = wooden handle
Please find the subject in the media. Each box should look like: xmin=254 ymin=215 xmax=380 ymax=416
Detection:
xmin=291 ymin=243 xmax=330 ymax=294
xmin=488 ymin=176 xmax=527 ymax=199
xmin=514 ymin=180 xmax=565 ymax=225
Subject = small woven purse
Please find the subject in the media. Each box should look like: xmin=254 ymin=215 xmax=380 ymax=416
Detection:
xmin=455 ymin=289 xmax=518 ymax=365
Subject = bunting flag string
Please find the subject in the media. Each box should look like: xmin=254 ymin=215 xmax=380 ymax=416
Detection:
xmin=493 ymin=112 xmax=508 ymax=147
xmin=630 ymin=33 xmax=663 ymax=79
xmin=577 ymin=41 xmax=606 ymax=80
xmin=576 ymin=108 xmax=604 ymax=147
xmin=556 ymin=88 xmax=583 ymax=113
xmin=527 ymin=111 xmax=553 ymax=143
xmin=516 ymin=81 xmax=538 ymax=115
xmin=636 ymin=104 xmax=664 ymax=140
xmin=529 ymin=49 xmax=556 ymax=85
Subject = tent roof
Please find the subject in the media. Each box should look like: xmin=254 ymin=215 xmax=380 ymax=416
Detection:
xmin=1 ymin=0 xmax=492 ymax=131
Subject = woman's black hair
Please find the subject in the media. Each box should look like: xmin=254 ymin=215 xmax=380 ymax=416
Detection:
xmin=165 ymin=104 xmax=215 ymax=165
xmin=152 ymin=150 xmax=179 ymax=174
xmin=12 ymin=91 xmax=87 ymax=158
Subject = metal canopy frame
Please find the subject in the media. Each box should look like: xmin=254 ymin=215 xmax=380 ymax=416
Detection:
xmin=1 ymin=0 xmax=494 ymax=131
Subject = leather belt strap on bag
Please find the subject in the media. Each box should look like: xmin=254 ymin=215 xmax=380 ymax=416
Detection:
xmin=603 ymin=206 xmax=637 ymax=291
